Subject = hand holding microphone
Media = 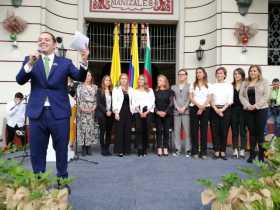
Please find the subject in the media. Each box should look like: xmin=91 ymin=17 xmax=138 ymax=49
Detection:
xmin=28 ymin=49 xmax=41 ymax=66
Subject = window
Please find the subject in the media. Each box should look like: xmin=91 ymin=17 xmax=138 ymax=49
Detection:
xmin=87 ymin=22 xmax=176 ymax=63
xmin=268 ymin=2 xmax=280 ymax=65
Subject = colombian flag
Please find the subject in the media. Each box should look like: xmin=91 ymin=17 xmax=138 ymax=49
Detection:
xmin=128 ymin=23 xmax=139 ymax=89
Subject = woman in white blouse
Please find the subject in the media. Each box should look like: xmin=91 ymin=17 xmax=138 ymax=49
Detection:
xmin=112 ymin=73 xmax=134 ymax=157
xmin=210 ymin=67 xmax=233 ymax=160
xmin=132 ymin=75 xmax=155 ymax=156
xmin=189 ymin=67 xmax=211 ymax=159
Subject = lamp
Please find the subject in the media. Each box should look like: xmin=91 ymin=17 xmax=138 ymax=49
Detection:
xmin=56 ymin=37 xmax=67 ymax=57
xmin=196 ymin=39 xmax=205 ymax=61
xmin=236 ymin=0 xmax=253 ymax=16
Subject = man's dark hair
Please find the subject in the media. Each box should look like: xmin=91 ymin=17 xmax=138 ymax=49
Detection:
xmin=40 ymin=31 xmax=57 ymax=43
xmin=14 ymin=92 xmax=24 ymax=99
xmin=272 ymin=78 xmax=279 ymax=83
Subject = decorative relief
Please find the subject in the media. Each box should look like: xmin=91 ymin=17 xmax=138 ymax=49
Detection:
xmin=90 ymin=0 xmax=173 ymax=14
xmin=268 ymin=5 xmax=280 ymax=65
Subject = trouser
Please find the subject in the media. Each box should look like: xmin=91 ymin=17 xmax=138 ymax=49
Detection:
xmin=245 ymin=108 xmax=268 ymax=161
xmin=29 ymin=107 xmax=69 ymax=178
xmin=190 ymin=106 xmax=209 ymax=156
xmin=6 ymin=124 xmax=26 ymax=146
xmin=211 ymin=108 xmax=231 ymax=153
xmin=173 ymin=114 xmax=190 ymax=152
xmin=135 ymin=113 xmax=149 ymax=152
xmin=99 ymin=116 xmax=113 ymax=151
xmin=231 ymin=106 xmax=247 ymax=150
xmin=265 ymin=107 xmax=280 ymax=137
xmin=114 ymin=114 xmax=132 ymax=154
xmin=156 ymin=115 xmax=171 ymax=148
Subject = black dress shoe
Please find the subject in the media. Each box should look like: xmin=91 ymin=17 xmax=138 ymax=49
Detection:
xmin=57 ymin=181 xmax=71 ymax=195
xmin=137 ymin=149 xmax=143 ymax=157
xmin=105 ymin=150 xmax=112 ymax=156
xmin=86 ymin=146 xmax=92 ymax=155
xmin=247 ymin=151 xmax=256 ymax=163
xmin=220 ymin=155 xmax=227 ymax=160
xmin=60 ymin=184 xmax=71 ymax=195
xmin=213 ymin=154 xmax=219 ymax=160
xmin=81 ymin=146 xmax=86 ymax=156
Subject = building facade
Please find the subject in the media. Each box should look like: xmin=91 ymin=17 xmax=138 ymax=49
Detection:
xmin=0 ymin=0 xmax=278 ymax=136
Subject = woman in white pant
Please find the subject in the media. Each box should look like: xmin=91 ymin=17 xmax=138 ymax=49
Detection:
xmin=171 ymin=69 xmax=190 ymax=157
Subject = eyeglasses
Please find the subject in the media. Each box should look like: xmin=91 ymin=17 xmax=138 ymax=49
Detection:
xmin=178 ymin=73 xmax=186 ymax=76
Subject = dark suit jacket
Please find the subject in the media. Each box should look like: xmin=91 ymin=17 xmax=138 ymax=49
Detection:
xmin=95 ymin=88 xmax=112 ymax=121
xmin=16 ymin=55 xmax=87 ymax=119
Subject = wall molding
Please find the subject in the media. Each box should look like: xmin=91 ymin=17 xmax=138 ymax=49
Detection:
xmin=55 ymin=0 xmax=78 ymax=6
xmin=0 ymin=5 xmax=78 ymax=21
xmin=185 ymin=27 xmax=267 ymax=38
xmin=185 ymin=11 xmax=268 ymax=23
xmin=186 ymin=64 xmax=270 ymax=70
xmin=184 ymin=0 xmax=216 ymax=9
xmin=184 ymin=44 xmax=268 ymax=53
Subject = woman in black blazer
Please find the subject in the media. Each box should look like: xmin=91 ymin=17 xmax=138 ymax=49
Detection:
xmin=96 ymin=75 xmax=113 ymax=156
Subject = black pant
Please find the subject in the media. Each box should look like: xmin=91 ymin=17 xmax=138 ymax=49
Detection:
xmin=98 ymin=116 xmax=113 ymax=151
xmin=231 ymin=106 xmax=247 ymax=150
xmin=135 ymin=113 xmax=150 ymax=153
xmin=6 ymin=124 xmax=26 ymax=146
xmin=155 ymin=115 xmax=171 ymax=148
xmin=114 ymin=114 xmax=132 ymax=154
xmin=211 ymin=108 xmax=231 ymax=153
xmin=245 ymin=108 xmax=268 ymax=160
xmin=190 ymin=106 xmax=209 ymax=156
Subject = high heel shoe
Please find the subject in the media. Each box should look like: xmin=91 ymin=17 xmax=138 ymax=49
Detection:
xmin=213 ymin=152 xmax=220 ymax=160
xmin=138 ymin=149 xmax=143 ymax=157
xmin=163 ymin=148 xmax=169 ymax=156
xmin=247 ymin=151 xmax=256 ymax=163
xmin=157 ymin=148 xmax=163 ymax=156
xmin=81 ymin=146 xmax=86 ymax=156
xmin=220 ymin=152 xmax=227 ymax=160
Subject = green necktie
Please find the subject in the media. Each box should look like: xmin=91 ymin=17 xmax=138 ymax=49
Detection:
xmin=43 ymin=56 xmax=50 ymax=77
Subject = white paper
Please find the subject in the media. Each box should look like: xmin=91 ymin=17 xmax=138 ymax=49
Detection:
xmin=70 ymin=31 xmax=89 ymax=51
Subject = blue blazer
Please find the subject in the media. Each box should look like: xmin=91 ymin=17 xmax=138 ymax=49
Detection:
xmin=16 ymin=55 xmax=87 ymax=120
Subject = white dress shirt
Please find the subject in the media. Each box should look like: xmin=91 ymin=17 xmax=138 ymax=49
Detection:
xmin=189 ymin=83 xmax=211 ymax=107
xmin=24 ymin=53 xmax=55 ymax=106
xmin=132 ymin=88 xmax=155 ymax=113
xmin=6 ymin=100 xmax=26 ymax=127
xmin=211 ymin=82 xmax=234 ymax=105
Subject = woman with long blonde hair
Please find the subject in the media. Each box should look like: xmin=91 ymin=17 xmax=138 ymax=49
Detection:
xmin=112 ymin=73 xmax=134 ymax=157
xmin=154 ymin=74 xmax=174 ymax=156
xmin=132 ymin=74 xmax=155 ymax=156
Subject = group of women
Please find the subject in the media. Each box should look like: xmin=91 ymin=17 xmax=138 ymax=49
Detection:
xmin=71 ymin=64 xmax=270 ymax=163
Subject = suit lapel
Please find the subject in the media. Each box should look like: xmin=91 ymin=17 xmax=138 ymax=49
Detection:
xmin=37 ymin=57 xmax=48 ymax=81
xmin=48 ymin=55 xmax=59 ymax=80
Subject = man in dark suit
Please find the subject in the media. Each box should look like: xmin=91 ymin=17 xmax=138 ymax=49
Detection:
xmin=16 ymin=32 xmax=89 ymax=180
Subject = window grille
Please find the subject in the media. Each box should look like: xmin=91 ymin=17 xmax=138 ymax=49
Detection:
xmin=268 ymin=3 xmax=280 ymax=65
xmin=87 ymin=22 xmax=176 ymax=64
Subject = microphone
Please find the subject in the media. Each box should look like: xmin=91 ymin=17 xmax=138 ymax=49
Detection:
xmin=30 ymin=49 xmax=42 ymax=65
xmin=23 ymin=94 xmax=29 ymax=100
